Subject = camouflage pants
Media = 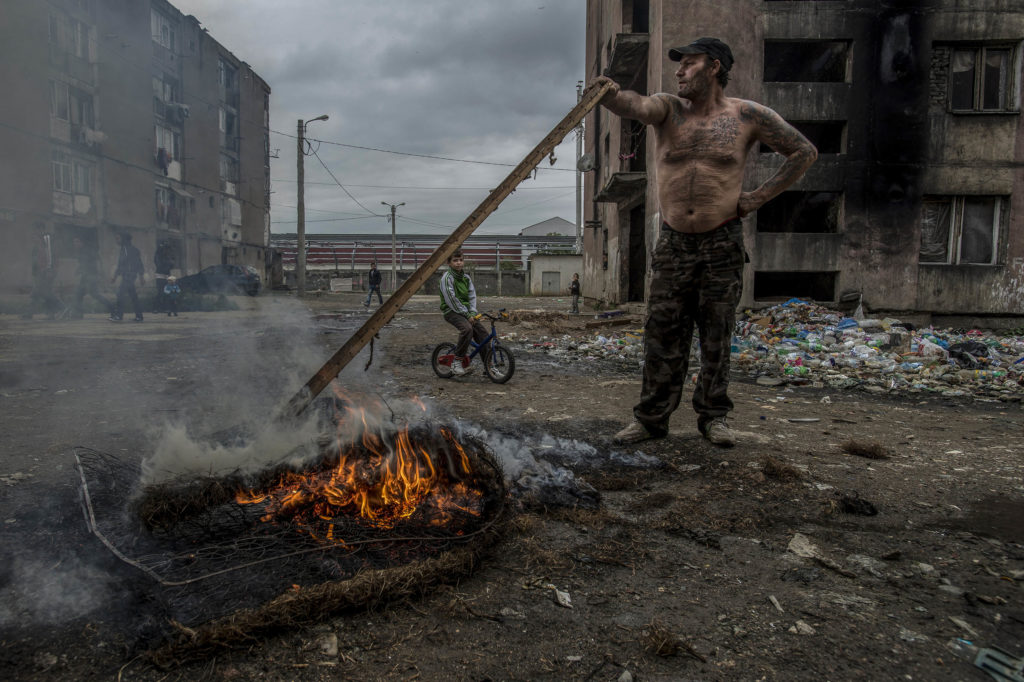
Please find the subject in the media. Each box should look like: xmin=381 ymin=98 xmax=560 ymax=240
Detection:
xmin=634 ymin=219 xmax=744 ymax=436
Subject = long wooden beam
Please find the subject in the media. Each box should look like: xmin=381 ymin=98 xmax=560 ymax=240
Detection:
xmin=279 ymin=79 xmax=613 ymax=421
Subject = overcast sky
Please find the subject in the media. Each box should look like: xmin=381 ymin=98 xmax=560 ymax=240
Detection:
xmin=170 ymin=0 xmax=587 ymax=236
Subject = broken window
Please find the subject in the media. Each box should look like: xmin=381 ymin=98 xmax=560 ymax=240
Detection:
xmin=49 ymin=11 xmax=90 ymax=59
xmin=52 ymin=81 xmax=94 ymax=127
xmin=760 ymin=121 xmax=844 ymax=155
xmin=764 ymin=41 xmax=849 ymax=82
xmin=52 ymin=152 xmax=72 ymax=193
xmin=754 ymin=271 xmax=837 ymax=303
xmin=155 ymin=186 xmax=181 ymax=227
xmin=920 ymin=196 xmax=1002 ymax=265
xmin=949 ymin=45 xmax=1015 ymax=112
xmin=757 ymin=191 xmax=841 ymax=233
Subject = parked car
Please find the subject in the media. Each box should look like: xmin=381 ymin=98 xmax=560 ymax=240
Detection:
xmin=177 ymin=264 xmax=261 ymax=296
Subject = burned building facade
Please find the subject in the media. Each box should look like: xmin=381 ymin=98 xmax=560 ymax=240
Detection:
xmin=583 ymin=0 xmax=1024 ymax=322
xmin=0 ymin=0 xmax=271 ymax=298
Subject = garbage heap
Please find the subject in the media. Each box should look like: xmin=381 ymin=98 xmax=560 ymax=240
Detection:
xmin=734 ymin=299 xmax=1024 ymax=401
xmin=503 ymin=299 xmax=1024 ymax=401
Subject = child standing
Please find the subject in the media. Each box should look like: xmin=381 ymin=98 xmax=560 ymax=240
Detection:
xmin=569 ymin=273 xmax=581 ymax=314
xmin=163 ymin=276 xmax=181 ymax=316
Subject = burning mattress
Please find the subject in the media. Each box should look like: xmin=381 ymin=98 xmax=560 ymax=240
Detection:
xmin=75 ymin=404 xmax=507 ymax=664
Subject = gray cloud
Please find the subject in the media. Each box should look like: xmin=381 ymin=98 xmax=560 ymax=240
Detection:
xmin=172 ymin=1 xmax=586 ymax=235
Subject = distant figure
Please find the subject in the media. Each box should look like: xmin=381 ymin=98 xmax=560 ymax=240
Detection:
xmin=110 ymin=233 xmax=145 ymax=322
xmin=364 ymin=262 xmax=383 ymax=308
xmin=154 ymin=240 xmax=174 ymax=313
xmin=569 ymin=272 xmax=581 ymax=314
xmin=163 ymin=276 xmax=180 ymax=317
xmin=23 ymin=223 xmax=60 ymax=320
xmin=440 ymin=250 xmax=488 ymax=376
xmin=71 ymin=236 xmax=112 ymax=319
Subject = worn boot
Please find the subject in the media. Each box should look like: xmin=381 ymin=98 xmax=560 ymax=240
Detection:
xmin=703 ymin=418 xmax=737 ymax=447
xmin=612 ymin=420 xmax=659 ymax=445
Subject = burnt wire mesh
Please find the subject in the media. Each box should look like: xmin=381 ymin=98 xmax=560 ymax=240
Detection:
xmin=74 ymin=425 xmax=505 ymax=631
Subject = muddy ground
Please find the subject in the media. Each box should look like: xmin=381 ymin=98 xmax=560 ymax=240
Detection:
xmin=0 ymin=292 xmax=1022 ymax=681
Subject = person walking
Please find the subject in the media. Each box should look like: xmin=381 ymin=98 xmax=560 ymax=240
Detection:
xmin=595 ymin=37 xmax=817 ymax=447
xmin=110 ymin=233 xmax=145 ymax=322
xmin=71 ymin=236 xmax=112 ymax=318
xmin=23 ymin=224 xmax=60 ymax=320
xmin=364 ymin=262 xmax=383 ymax=308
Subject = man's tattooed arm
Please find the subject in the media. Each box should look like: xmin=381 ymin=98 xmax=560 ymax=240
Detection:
xmin=737 ymin=101 xmax=817 ymax=216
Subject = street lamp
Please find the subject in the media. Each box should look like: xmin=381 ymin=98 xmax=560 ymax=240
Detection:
xmin=296 ymin=114 xmax=329 ymax=297
xmin=381 ymin=201 xmax=405 ymax=293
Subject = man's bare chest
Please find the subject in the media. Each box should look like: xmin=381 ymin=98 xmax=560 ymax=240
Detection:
xmin=658 ymin=113 xmax=748 ymax=165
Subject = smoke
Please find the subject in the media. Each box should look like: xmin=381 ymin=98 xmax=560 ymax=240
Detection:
xmin=0 ymin=556 xmax=113 ymax=628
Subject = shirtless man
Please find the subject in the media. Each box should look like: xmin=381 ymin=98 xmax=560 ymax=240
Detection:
xmin=597 ymin=37 xmax=817 ymax=447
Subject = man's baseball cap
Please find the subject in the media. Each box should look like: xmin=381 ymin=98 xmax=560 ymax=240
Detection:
xmin=668 ymin=37 xmax=734 ymax=72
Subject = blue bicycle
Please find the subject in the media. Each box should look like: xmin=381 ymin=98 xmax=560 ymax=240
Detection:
xmin=431 ymin=311 xmax=516 ymax=383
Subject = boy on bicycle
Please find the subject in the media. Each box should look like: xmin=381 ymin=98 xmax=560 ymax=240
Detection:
xmin=440 ymin=250 xmax=488 ymax=376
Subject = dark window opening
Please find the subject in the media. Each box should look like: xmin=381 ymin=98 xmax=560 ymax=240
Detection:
xmin=764 ymin=41 xmax=849 ymax=82
xmin=621 ymin=119 xmax=647 ymax=171
xmin=623 ymin=0 xmax=649 ymax=33
xmin=760 ymin=121 xmax=844 ymax=154
xmin=757 ymin=191 xmax=841 ymax=233
xmin=754 ymin=271 xmax=837 ymax=302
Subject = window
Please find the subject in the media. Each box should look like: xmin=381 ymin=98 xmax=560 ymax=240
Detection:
xmin=50 ymin=81 xmax=94 ymax=127
xmin=49 ymin=11 xmax=90 ymax=59
xmin=757 ymin=191 xmax=842 ymax=233
xmin=151 ymin=9 xmax=175 ymax=51
xmin=761 ymin=121 xmax=845 ymax=155
xmin=949 ymin=45 xmax=1016 ymax=112
xmin=218 ymin=58 xmax=238 ymax=91
xmin=920 ymin=196 xmax=1003 ymax=265
xmin=51 ymin=152 xmax=92 ymax=195
xmin=152 ymin=74 xmax=178 ymax=103
xmin=754 ymin=271 xmax=837 ymax=302
xmin=155 ymin=186 xmax=181 ymax=227
xmin=764 ymin=41 xmax=849 ymax=82
xmin=154 ymin=124 xmax=180 ymax=160
xmin=219 ymin=153 xmax=239 ymax=182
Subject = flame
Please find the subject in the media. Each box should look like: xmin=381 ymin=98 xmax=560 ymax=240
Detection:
xmin=235 ymin=389 xmax=484 ymax=541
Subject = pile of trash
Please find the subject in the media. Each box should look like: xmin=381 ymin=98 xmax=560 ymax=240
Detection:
xmin=503 ymin=299 xmax=1024 ymax=401
xmin=501 ymin=329 xmax=644 ymax=368
xmin=733 ymin=299 xmax=1024 ymax=401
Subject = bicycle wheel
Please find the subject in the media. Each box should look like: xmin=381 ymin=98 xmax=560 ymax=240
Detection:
xmin=483 ymin=343 xmax=515 ymax=383
xmin=431 ymin=342 xmax=457 ymax=379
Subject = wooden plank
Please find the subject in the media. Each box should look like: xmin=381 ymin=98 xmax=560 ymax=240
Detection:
xmin=279 ymin=79 xmax=614 ymax=420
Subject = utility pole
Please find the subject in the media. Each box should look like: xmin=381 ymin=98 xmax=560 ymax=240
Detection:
xmin=381 ymin=201 xmax=404 ymax=292
xmin=296 ymin=114 xmax=328 ymax=297
xmin=575 ymin=81 xmax=584 ymax=255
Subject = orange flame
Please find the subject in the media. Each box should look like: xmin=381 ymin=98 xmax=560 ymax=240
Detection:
xmin=235 ymin=388 xmax=483 ymax=541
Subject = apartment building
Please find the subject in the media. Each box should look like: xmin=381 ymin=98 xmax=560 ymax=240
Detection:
xmin=0 ymin=0 xmax=271 ymax=298
xmin=583 ymin=0 xmax=1024 ymax=322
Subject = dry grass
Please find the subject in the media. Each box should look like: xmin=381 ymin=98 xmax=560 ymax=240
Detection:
xmin=761 ymin=455 xmax=803 ymax=480
xmin=841 ymin=439 xmax=891 ymax=460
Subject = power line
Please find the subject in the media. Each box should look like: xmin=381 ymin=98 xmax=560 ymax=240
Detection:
xmin=270 ymin=128 xmax=577 ymax=172
xmin=308 ymin=147 xmax=382 ymax=218
xmin=272 ymin=179 xmax=575 ymax=190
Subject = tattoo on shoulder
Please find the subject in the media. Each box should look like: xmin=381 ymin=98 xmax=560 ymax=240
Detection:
xmin=740 ymin=101 xmax=808 ymax=154
xmin=666 ymin=97 xmax=687 ymax=127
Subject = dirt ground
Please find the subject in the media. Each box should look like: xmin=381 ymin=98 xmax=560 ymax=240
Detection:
xmin=1 ymin=292 xmax=1022 ymax=681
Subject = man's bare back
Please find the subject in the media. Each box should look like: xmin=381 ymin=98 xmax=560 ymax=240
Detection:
xmin=594 ymin=51 xmax=816 ymax=234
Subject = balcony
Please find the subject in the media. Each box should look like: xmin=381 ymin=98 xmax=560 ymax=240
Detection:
xmin=595 ymin=172 xmax=646 ymax=203
xmin=605 ymin=33 xmax=649 ymax=89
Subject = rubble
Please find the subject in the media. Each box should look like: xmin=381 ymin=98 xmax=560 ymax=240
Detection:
xmin=503 ymin=299 xmax=1024 ymax=401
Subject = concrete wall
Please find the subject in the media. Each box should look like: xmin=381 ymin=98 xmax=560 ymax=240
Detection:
xmin=528 ymin=254 xmax=583 ymax=296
